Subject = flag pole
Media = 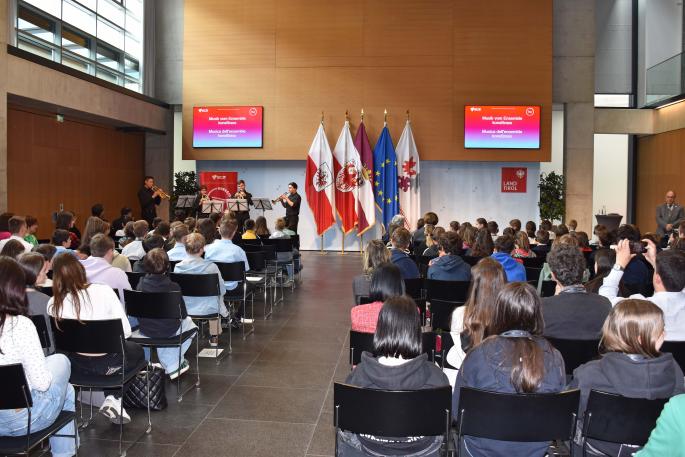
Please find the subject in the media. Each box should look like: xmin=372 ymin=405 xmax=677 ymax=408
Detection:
xmin=319 ymin=110 xmax=328 ymax=256
xmin=384 ymin=108 xmax=388 ymax=126
xmin=341 ymin=226 xmax=345 ymax=255
xmin=360 ymin=108 xmax=365 ymax=258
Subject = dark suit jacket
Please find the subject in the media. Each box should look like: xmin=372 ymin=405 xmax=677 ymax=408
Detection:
xmin=656 ymin=203 xmax=685 ymax=235
xmin=542 ymin=291 xmax=612 ymax=340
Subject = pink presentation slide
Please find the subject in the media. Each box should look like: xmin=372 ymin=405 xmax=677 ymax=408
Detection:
xmin=465 ymin=105 xmax=540 ymax=149
xmin=193 ymin=106 xmax=263 ymax=148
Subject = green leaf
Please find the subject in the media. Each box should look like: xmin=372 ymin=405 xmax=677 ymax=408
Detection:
xmin=538 ymin=171 xmax=566 ymax=223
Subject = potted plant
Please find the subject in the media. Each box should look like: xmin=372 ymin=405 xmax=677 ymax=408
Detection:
xmin=538 ymin=171 xmax=565 ymax=223
xmin=172 ymin=171 xmax=198 ymax=216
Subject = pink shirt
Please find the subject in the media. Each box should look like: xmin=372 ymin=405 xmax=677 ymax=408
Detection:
xmin=351 ymin=301 xmax=384 ymax=333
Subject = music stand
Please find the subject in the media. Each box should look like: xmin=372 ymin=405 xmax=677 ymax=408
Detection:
xmin=202 ymin=200 xmax=224 ymax=214
xmin=253 ymin=198 xmax=273 ymax=217
xmin=227 ymin=199 xmax=249 ymax=213
xmin=176 ymin=195 xmax=195 ymax=209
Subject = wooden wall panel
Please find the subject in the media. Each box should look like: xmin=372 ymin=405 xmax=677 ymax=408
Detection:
xmin=7 ymin=107 xmax=145 ymax=240
xmin=183 ymin=0 xmax=552 ymax=161
xmin=636 ymin=129 xmax=685 ymax=233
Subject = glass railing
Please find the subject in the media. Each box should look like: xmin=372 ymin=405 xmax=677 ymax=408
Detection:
xmin=645 ymin=52 xmax=684 ymax=107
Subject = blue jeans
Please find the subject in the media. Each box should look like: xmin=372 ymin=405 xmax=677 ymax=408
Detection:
xmin=140 ymin=317 xmax=197 ymax=373
xmin=0 ymin=354 xmax=78 ymax=457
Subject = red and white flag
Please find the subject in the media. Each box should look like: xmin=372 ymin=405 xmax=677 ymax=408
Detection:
xmin=396 ymin=119 xmax=421 ymax=229
xmin=354 ymin=121 xmax=376 ymax=235
xmin=332 ymin=120 xmax=361 ymax=233
xmin=305 ymin=123 xmax=336 ymax=235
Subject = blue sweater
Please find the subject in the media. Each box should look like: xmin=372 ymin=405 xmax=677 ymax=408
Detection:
xmin=427 ymin=255 xmax=472 ymax=281
xmin=491 ymin=252 xmax=526 ymax=282
xmin=391 ymin=249 xmax=420 ymax=279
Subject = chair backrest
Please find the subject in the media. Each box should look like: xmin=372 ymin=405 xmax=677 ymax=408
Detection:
xmin=404 ymin=278 xmax=423 ymax=299
xmin=274 ymin=238 xmax=293 ymax=253
xmin=435 ymin=331 xmax=456 ymax=369
xmin=582 ymin=390 xmax=668 ymax=446
xmin=169 ymin=272 xmax=221 ymax=297
xmin=334 ymin=382 xmax=452 ymax=437
xmin=0 ymin=364 xmax=32 ymax=410
xmin=50 ymin=317 xmax=125 ymax=354
xmin=461 ymin=256 xmax=481 ymax=266
xmin=425 ymin=279 xmax=470 ymax=303
xmin=660 ymin=341 xmax=685 ymax=372
xmin=123 ymin=289 xmax=185 ymax=319
xmin=245 ymin=251 xmax=266 ymax=271
xmin=358 ymin=296 xmax=374 ymax=305
xmin=29 ymin=314 xmax=51 ymax=349
xmin=261 ymin=244 xmax=277 ymax=261
xmin=242 ymin=239 xmax=262 ymax=246
xmin=38 ymin=285 xmax=53 ymax=297
xmin=546 ymin=337 xmax=600 ymax=375
xmin=169 ymin=260 xmax=179 ymax=272
xmin=525 ymin=267 xmax=542 ymax=283
xmin=260 ymin=238 xmax=276 ymax=245
xmin=456 ymin=387 xmax=580 ymax=442
xmin=349 ymin=330 xmax=375 ymax=365
xmin=242 ymin=243 xmax=263 ymax=253
xmin=522 ymin=257 xmax=545 ymax=268
xmin=215 ymin=261 xmax=246 ymax=282
xmin=125 ymin=271 xmax=145 ymax=290
xmin=290 ymin=234 xmax=300 ymax=250
xmin=429 ymin=300 xmax=460 ymax=332
xmin=540 ymin=280 xmax=556 ymax=297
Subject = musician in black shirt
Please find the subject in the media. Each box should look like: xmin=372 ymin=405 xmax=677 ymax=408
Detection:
xmin=234 ymin=179 xmax=253 ymax=232
xmin=277 ymin=182 xmax=301 ymax=233
xmin=138 ymin=176 xmax=162 ymax=226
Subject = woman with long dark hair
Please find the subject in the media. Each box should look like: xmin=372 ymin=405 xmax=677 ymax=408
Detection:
xmin=584 ymin=248 xmax=630 ymax=297
xmin=351 ymin=263 xmax=405 ymax=333
xmin=453 ymin=282 xmax=565 ymax=457
xmin=352 ymin=239 xmax=391 ymax=305
xmin=55 ymin=211 xmax=79 ymax=249
xmin=467 ymin=228 xmax=494 ymax=258
xmin=0 ymin=257 xmax=78 ymax=456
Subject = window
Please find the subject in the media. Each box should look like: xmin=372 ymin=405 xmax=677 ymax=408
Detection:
xmin=14 ymin=0 xmax=145 ymax=93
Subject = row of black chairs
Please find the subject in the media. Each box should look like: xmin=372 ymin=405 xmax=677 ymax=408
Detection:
xmin=334 ymin=383 xmax=667 ymax=457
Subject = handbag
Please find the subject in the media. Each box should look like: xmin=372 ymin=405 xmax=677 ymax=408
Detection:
xmin=123 ymin=365 xmax=168 ymax=411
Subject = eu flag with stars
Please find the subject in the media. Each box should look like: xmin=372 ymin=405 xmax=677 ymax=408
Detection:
xmin=373 ymin=126 xmax=399 ymax=229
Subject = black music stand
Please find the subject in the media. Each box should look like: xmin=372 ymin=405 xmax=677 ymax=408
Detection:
xmin=175 ymin=195 xmax=195 ymax=217
xmin=202 ymin=200 xmax=224 ymax=214
xmin=253 ymin=198 xmax=273 ymax=217
xmin=227 ymin=199 xmax=249 ymax=213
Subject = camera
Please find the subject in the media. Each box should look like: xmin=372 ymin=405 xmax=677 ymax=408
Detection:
xmin=629 ymin=240 xmax=647 ymax=255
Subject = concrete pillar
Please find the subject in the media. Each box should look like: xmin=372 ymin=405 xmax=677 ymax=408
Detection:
xmin=0 ymin=2 xmax=8 ymax=212
xmin=553 ymin=0 xmax=596 ymax=232
xmin=145 ymin=111 xmax=174 ymax=222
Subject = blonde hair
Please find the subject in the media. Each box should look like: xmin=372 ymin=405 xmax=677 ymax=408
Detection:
xmin=363 ymin=240 xmax=391 ymax=274
xmin=514 ymin=231 xmax=531 ymax=251
xmin=184 ymin=232 xmax=206 ymax=255
xmin=600 ymin=299 xmax=664 ymax=358
xmin=426 ymin=226 xmax=446 ymax=248
xmin=275 ymin=218 xmax=286 ymax=231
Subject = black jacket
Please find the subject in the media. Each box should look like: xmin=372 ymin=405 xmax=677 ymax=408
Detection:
xmin=135 ymin=274 xmax=187 ymax=337
xmin=542 ymin=290 xmax=612 ymax=340
xmin=282 ymin=192 xmax=301 ymax=217
xmin=138 ymin=187 xmax=161 ymax=222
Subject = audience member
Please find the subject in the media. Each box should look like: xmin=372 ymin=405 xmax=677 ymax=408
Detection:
xmin=91 ymin=203 xmax=105 ymax=220
xmin=80 ymin=234 xmax=132 ymax=306
xmin=554 ymin=223 xmax=570 ymax=239
xmin=616 ymin=224 xmax=652 ymax=288
xmin=532 ymin=229 xmax=551 ymax=258
xmin=196 ymin=218 xmax=218 ymax=246
xmin=135 ymin=248 xmax=197 ymax=379
xmin=453 ymin=282 xmax=565 ymax=457
xmin=131 ymin=234 xmax=166 ymax=273
xmin=509 ymin=219 xmax=522 ymax=233
xmin=487 ymin=220 xmax=499 ymax=240
xmin=502 ymin=227 xmax=515 ymax=237
xmin=55 ymin=211 xmax=79 ymax=249
xmin=511 ymin=231 xmax=536 ymax=259
xmin=110 ymin=207 xmax=132 ymax=238
xmin=353 ymin=239 xmax=390 ymax=305
xmin=427 ymin=232 xmax=470 ymax=281
xmin=422 ymin=226 xmax=445 ymax=257
xmin=340 ymin=295 xmax=449 ymax=457
xmin=52 ymin=230 xmax=80 ymax=259
xmin=154 ymin=221 xmax=171 ymax=242
xmin=600 ymin=239 xmax=685 ymax=340
xmin=17 ymin=252 xmax=54 ymax=353
xmin=351 ymin=263 xmax=405 ymax=333
xmin=23 ymin=215 xmax=39 ymax=247
xmin=389 ymin=228 xmax=420 ymax=279
xmin=475 ymin=218 xmax=487 ymax=230
xmin=167 ymin=223 xmax=190 ymax=262
xmin=80 ymin=216 xmax=131 ymax=272
xmin=184 ymin=217 xmax=197 ymax=233
xmin=414 ymin=223 xmax=434 ymax=255
xmin=0 ymin=239 xmax=26 ymax=258
xmin=525 ymin=220 xmax=537 ymax=240
xmin=569 ymin=299 xmax=685 ymax=456
xmin=537 ymin=234 xmax=589 ymax=294
xmin=121 ymin=220 xmax=149 ymax=260
xmin=0 ymin=212 xmax=13 ymax=240
xmin=491 ymin=235 xmax=526 ymax=282
xmin=467 ymin=228 xmax=494 ymax=258
xmin=174 ymin=233 xmax=227 ymax=346
xmin=584 ymin=249 xmax=630 ymax=298
xmin=576 ymin=231 xmax=592 ymax=253
xmin=270 ymin=217 xmax=291 ymax=239
xmin=568 ymin=219 xmax=578 ymax=233
xmin=413 ymin=211 xmax=438 ymax=244
xmin=0 ymin=257 xmax=78 ymax=456
xmin=242 ymin=219 xmax=257 ymax=239
xmin=118 ymin=221 xmax=135 ymax=248
xmin=48 ymin=253 xmax=141 ymax=425
xmin=461 ymin=225 xmax=477 ymax=252
xmin=254 ymin=216 xmax=270 ymax=237
xmin=449 ymin=221 xmax=460 ymax=232
xmin=636 ymin=394 xmax=685 ymax=457
xmin=542 ymin=244 xmax=611 ymax=339
xmin=540 ymin=219 xmax=553 ymax=232
xmin=33 ymin=244 xmax=57 ymax=285
xmin=0 ymin=215 xmax=33 ymax=252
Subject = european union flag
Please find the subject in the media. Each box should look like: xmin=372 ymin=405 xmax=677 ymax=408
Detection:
xmin=373 ymin=126 xmax=399 ymax=229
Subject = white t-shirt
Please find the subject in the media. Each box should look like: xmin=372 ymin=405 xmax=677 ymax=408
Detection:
xmin=0 ymin=315 xmax=51 ymax=391
xmin=0 ymin=234 xmax=33 ymax=253
xmin=47 ymin=283 xmax=131 ymax=338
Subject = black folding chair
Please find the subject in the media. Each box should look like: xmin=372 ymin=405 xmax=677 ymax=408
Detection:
xmin=124 ymin=290 xmax=200 ymax=402
xmin=414 ymin=255 xmax=436 ymax=278
xmin=0 ymin=364 xmax=78 ymax=457
xmin=580 ymin=390 xmax=668 ymax=457
xmin=526 ymin=267 xmax=543 ymax=283
xmin=38 ymin=286 xmax=53 ymax=297
xmin=660 ymin=341 xmax=685 ymax=372
xmin=272 ymin=238 xmax=298 ymax=290
xmin=546 ymin=338 xmax=600 ymax=375
xmin=245 ymin=250 xmax=272 ymax=319
xmin=334 ymin=383 xmax=452 ymax=457
xmin=169 ymin=273 xmax=228 ymax=363
xmin=29 ymin=314 xmax=52 ymax=353
xmin=404 ymin=277 xmax=424 ymax=299
xmin=455 ymin=387 xmax=580 ymax=455
xmin=461 ymin=256 xmax=481 ymax=267
xmin=50 ymin=318 xmax=150 ymax=456
xmin=125 ymin=271 xmax=145 ymax=290
xmin=261 ymin=245 xmax=285 ymax=306
xmin=349 ymin=330 xmax=374 ymax=367
xmin=522 ymin=257 xmax=545 ymax=268
xmin=425 ymin=280 xmax=470 ymax=331
xmin=242 ymin=243 xmax=263 ymax=252
xmin=541 ymin=280 xmax=557 ymax=297
xmin=434 ymin=331 xmax=457 ymax=370
xmin=357 ymin=296 xmax=374 ymax=305
xmin=215 ymin=261 xmax=255 ymax=339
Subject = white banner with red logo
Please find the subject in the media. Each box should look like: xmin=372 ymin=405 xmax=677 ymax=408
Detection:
xmin=304 ymin=123 xmax=336 ymax=235
xmin=332 ymin=121 xmax=361 ymax=233
xmin=396 ymin=120 xmax=421 ymax=230
xmin=501 ymin=167 xmax=528 ymax=193
xmin=199 ymin=172 xmax=238 ymax=210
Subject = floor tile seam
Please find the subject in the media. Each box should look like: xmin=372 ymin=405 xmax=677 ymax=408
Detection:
xmin=220 ymin=384 xmax=329 ymax=392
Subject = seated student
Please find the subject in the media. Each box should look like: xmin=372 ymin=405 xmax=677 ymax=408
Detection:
xmin=242 ymin=219 xmax=257 ymax=239
xmin=600 ymin=239 xmax=685 ymax=340
xmin=91 ymin=203 xmax=106 ymax=221
xmin=584 ymin=249 xmax=631 ymax=297
xmin=568 ymin=219 xmax=578 ymax=233
xmin=167 ymin=223 xmax=190 ymax=262
xmin=453 ymin=282 xmax=566 ymax=457
xmin=490 ymin=235 xmax=526 ymax=282
xmin=511 ymin=231 xmax=536 ymax=259
xmin=18 ymin=252 xmax=54 ymax=353
xmin=48 ymin=253 xmax=142 ymax=425
xmin=79 ymin=216 xmax=131 ymax=272
xmin=447 ymin=257 xmax=506 ymax=381
xmin=428 ymin=232 xmax=471 ymax=281
xmin=254 ymin=216 xmax=270 ymax=238
xmin=269 ymin=217 xmax=291 ymax=239
xmin=569 ymin=299 xmax=685 ymax=457
xmin=118 ymin=221 xmax=136 ymax=248
xmin=615 ymin=224 xmax=652 ymax=289
xmin=340 ymin=296 xmax=449 ymax=457
xmin=174 ymin=233 xmax=227 ymax=347
xmin=121 ymin=220 xmax=149 ymax=260
xmin=542 ymin=244 xmax=611 ymax=340
xmin=52 ymin=229 xmax=80 ymax=258
xmin=153 ymin=221 xmax=171 ymax=242
xmin=474 ymin=218 xmax=487 ymax=231
xmin=184 ymin=217 xmax=197 ymax=233
xmin=33 ymin=243 xmax=57 ymax=286
xmin=134 ymin=248 xmax=197 ymax=379
xmin=390 ymin=227 xmax=420 ymax=279
xmin=204 ymin=218 xmax=252 ymax=324
xmin=420 ymin=226 xmax=445 ymax=257
xmin=487 ymin=220 xmax=499 ymax=240
xmin=532 ymin=229 xmax=551 ymax=259
xmin=525 ymin=221 xmax=537 ymax=241
xmin=461 ymin=225 xmax=478 ymax=253
xmin=413 ymin=224 xmax=434 ymax=256
xmin=509 ymin=219 xmax=522 ymax=232
xmin=131 ymin=235 xmax=166 ymax=273
xmin=636 ymin=394 xmax=685 ymax=457
xmin=0 ymin=257 xmax=78 ymax=457
xmin=537 ymin=234 xmax=590 ymax=294
xmin=0 ymin=239 xmax=26 ymax=258
xmin=55 ymin=211 xmax=80 ymax=250
xmin=576 ymin=231 xmax=593 ymax=253
xmin=466 ymin=228 xmax=494 ymax=258
xmin=80 ymin=234 xmax=132 ymax=305
xmin=351 ymin=263 xmax=405 ymax=333
xmin=413 ymin=211 xmax=438 ymax=245
xmin=0 ymin=212 xmax=13 ymax=240
xmin=110 ymin=207 xmax=132 ymax=238
xmin=353 ymin=239 xmax=390 ymax=304
xmin=449 ymin=221 xmax=460 ymax=232
xmin=196 ymin=218 xmax=218 ymax=247
xmin=0 ymin=215 xmax=33 ymax=253
xmin=24 ymin=215 xmax=39 ymax=247
xmin=502 ymin=227 xmax=515 ymax=238
xmin=383 ymin=214 xmax=406 ymax=246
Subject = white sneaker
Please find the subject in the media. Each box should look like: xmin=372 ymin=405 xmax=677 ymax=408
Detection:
xmin=241 ymin=318 xmax=254 ymax=324
xmin=99 ymin=395 xmax=131 ymax=425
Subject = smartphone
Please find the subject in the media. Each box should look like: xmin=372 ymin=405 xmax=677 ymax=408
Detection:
xmin=629 ymin=240 xmax=647 ymax=254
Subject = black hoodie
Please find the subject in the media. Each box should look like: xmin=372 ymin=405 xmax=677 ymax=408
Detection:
xmin=342 ymin=352 xmax=449 ymax=455
xmin=569 ymin=352 xmax=685 ymax=456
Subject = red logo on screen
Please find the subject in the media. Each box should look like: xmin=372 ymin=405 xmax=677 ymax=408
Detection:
xmin=249 ymin=107 xmax=258 ymax=116
xmin=525 ymin=107 xmax=535 ymax=117
xmin=501 ymin=167 xmax=527 ymax=193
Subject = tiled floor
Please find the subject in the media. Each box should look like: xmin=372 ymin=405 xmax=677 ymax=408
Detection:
xmin=76 ymin=251 xmax=358 ymax=457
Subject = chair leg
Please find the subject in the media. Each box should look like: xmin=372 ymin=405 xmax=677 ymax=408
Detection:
xmin=73 ymin=416 xmax=79 ymax=455
xmin=119 ymin=385 xmax=124 ymax=457
xmin=145 ymin=368 xmax=152 ymax=434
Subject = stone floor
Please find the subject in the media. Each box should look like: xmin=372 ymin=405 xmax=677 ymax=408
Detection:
xmin=75 ymin=251 xmax=358 ymax=457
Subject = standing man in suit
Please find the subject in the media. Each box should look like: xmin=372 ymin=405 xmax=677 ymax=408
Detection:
xmin=656 ymin=190 xmax=685 ymax=244
xmin=234 ymin=179 xmax=253 ymax=233
xmin=138 ymin=176 xmax=162 ymax=226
